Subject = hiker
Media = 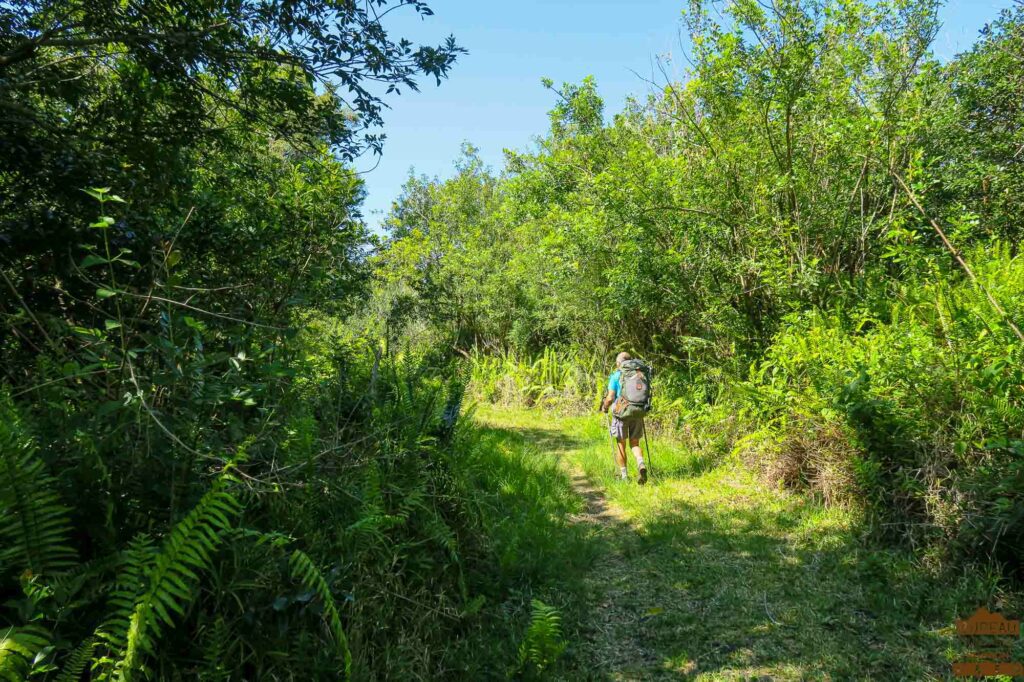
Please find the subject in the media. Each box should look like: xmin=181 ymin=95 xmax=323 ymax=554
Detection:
xmin=601 ymin=352 xmax=649 ymax=485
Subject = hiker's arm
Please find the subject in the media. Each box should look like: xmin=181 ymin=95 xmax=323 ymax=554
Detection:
xmin=600 ymin=389 xmax=615 ymax=412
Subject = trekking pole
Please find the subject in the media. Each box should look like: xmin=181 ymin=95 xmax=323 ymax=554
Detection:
xmin=606 ymin=411 xmax=618 ymax=475
xmin=643 ymin=418 xmax=654 ymax=480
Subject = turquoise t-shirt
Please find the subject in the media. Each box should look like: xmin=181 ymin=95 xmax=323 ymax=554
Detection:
xmin=607 ymin=370 xmax=622 ymax=398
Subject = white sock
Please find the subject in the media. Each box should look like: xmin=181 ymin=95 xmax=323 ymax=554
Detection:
xmin=635 ymin=456 xmax=646 ymax=469
xmin=619 ymin=467 xmax=628 ymax=479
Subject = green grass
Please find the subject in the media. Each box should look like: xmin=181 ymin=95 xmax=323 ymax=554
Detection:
xmin=471 ymin=405 xmax=1020 ymax=681
xmin=442 ymin=406 xmax=600 ymax=679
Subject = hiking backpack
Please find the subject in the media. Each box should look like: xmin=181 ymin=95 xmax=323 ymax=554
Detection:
xmin=613 ymin=359 xmax=652 ymax=419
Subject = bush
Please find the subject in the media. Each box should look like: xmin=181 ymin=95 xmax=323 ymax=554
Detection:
xmin=0 ymin=342 xmax=499 ymax=679
xmin=739 ymin=244 xmax=1024 ymax=566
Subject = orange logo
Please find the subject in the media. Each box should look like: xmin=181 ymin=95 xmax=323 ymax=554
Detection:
xmin=952 ymin=608 xmax=1022 ymax=677
xmin=956 ymin=607 xmax=1020 ymax=636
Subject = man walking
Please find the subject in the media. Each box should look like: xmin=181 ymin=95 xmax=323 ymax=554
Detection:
xmin=601 ymin=352 xmax=648 ymax=485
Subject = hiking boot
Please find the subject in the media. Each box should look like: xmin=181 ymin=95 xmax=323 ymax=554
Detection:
xmin=637 ymin=466 xmax=648 ymax=486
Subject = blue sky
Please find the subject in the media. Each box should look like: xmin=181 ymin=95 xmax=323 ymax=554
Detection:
xmin=357 ymin=0 xmax=1017 ymax=227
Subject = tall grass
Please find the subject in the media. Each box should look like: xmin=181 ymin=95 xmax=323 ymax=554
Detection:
xmin=468 ymin=348 xmax=602 ymax=412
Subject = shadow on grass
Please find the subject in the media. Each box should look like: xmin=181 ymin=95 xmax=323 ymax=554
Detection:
xmin=567 ymin=496 xmax=987 ymax=681
xmin=476 ymin=423 xmax=588 ymax=457
xmin=466 ymin=412 xmax=993 ymax=681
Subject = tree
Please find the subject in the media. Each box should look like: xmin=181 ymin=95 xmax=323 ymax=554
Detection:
xmin=0 ymin=0 xmax=462 ymax=157
xmin=0 ymin=0 xmax=464 ymax=364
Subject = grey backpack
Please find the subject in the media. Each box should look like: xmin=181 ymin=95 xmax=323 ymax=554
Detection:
xmin=613 ymin=359 xmax=652 ymax=419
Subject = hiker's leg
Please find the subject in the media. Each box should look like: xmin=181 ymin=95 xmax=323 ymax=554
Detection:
xmin=629 ymin=438 xmax=644 ymax=467
xmin=629 ymin=432 xmax=648 ymax=484
xmin=610 ymin=416 xmax=629 ymax=478
xmin=626 ymin=419 xmax=645 ymax=467
xmin=627 ymin=418 xmax=648 ymax=484
xmin=615 ymin=438 xmax=628 ymax=468
xmin=615 ymin=438 xmax=628 ymax=479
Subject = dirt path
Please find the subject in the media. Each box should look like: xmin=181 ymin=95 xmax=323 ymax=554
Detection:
xmin=475 ymin=406 xmax=977 ymax=681
xmin=563 ymin=467 xmax=660 ymax=676
xmin=569 ymin=473 xmax=667 ymax=678
xmin=478 ymin=410 xmax=677 ymax=679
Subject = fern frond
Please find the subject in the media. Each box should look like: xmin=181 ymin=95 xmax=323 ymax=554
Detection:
xmin=96 ymin=535 xmax=156 ymax=645
xmin=55 ymin=636 xmax=96 ymax=682
xmin=288 ymin=550 xmax=352 ymax=680
xmin=92 ymin=485 xmax=240 ymax=680
xmin=0 ymin=395 xmax=75 ymax=577
xmin=120 ymin=488 xmax=241 ymax=677
xmin=517 ymin=599 xmax=566 ymax=673
xmin=91 ymin=536 xmax=157 ymax=680
xmin=198 ymin=617 xmax=232 ymax=682
xmin=0 ymin=625 xmax=51 ymax=681
xmin=345 ymin=463 xmax=404 ymax=544
xmin=421 ymin=507 xmax=459 ymax=562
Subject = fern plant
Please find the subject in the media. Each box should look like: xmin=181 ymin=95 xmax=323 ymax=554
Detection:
xmin=92 ymin=484 xmax=241 ymax=680
xmin=288 ymin=550 xmax=352 ymax=679
xmin=517 ymin=599 xmax=566 ymax=674
xmin=0 ymin=394 xmax=75 ymax=579
xmin=0 ymin=625 xmax=52 ymax=681
xmin=0 ymin=394 xmax=70 ymax=679
xmin=54 ymin=637 xmax=96 ymax=682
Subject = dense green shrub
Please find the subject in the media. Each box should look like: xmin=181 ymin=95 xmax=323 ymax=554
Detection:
xmin=744 ymin=243 xmax=1024 ymax=564
xmin=0 ymin=2 xmax=548 ymax=677
xmin=1 ymin=336 xmax=496 ymax=679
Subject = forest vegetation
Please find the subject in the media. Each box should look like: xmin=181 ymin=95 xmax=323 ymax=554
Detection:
xmin=379 ymin=0 xmax=1024 ymax=573
xmin=2 ymin=0 xmax=1024 ymax=679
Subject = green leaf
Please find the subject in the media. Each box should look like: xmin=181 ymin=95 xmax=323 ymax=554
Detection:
xmin=96 ymin=288 xmax=118 ymax=299
xmin=105 ymin=319 xmax=122 ymax=331
xmin=82 ymin=187 xmax=110 ymax=201
xmin=70 ymin=326 xmax=103 ymax=339
xmin=80 ymin=254 xmax=109 ymax=268
xmin=89 ymin=216 xmax=115 ymax=229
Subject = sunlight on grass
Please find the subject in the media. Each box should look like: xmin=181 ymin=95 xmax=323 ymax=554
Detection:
xmin=474 ymin=404 xmax=1011 ymax=681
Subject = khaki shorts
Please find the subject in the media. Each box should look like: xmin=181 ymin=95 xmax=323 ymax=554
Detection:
xmin=609 ymin=415 xmax=644 ymax=440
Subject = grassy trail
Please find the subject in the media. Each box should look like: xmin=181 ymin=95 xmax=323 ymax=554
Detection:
xmin=473 ymin=406 xmax=999 ymax=681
